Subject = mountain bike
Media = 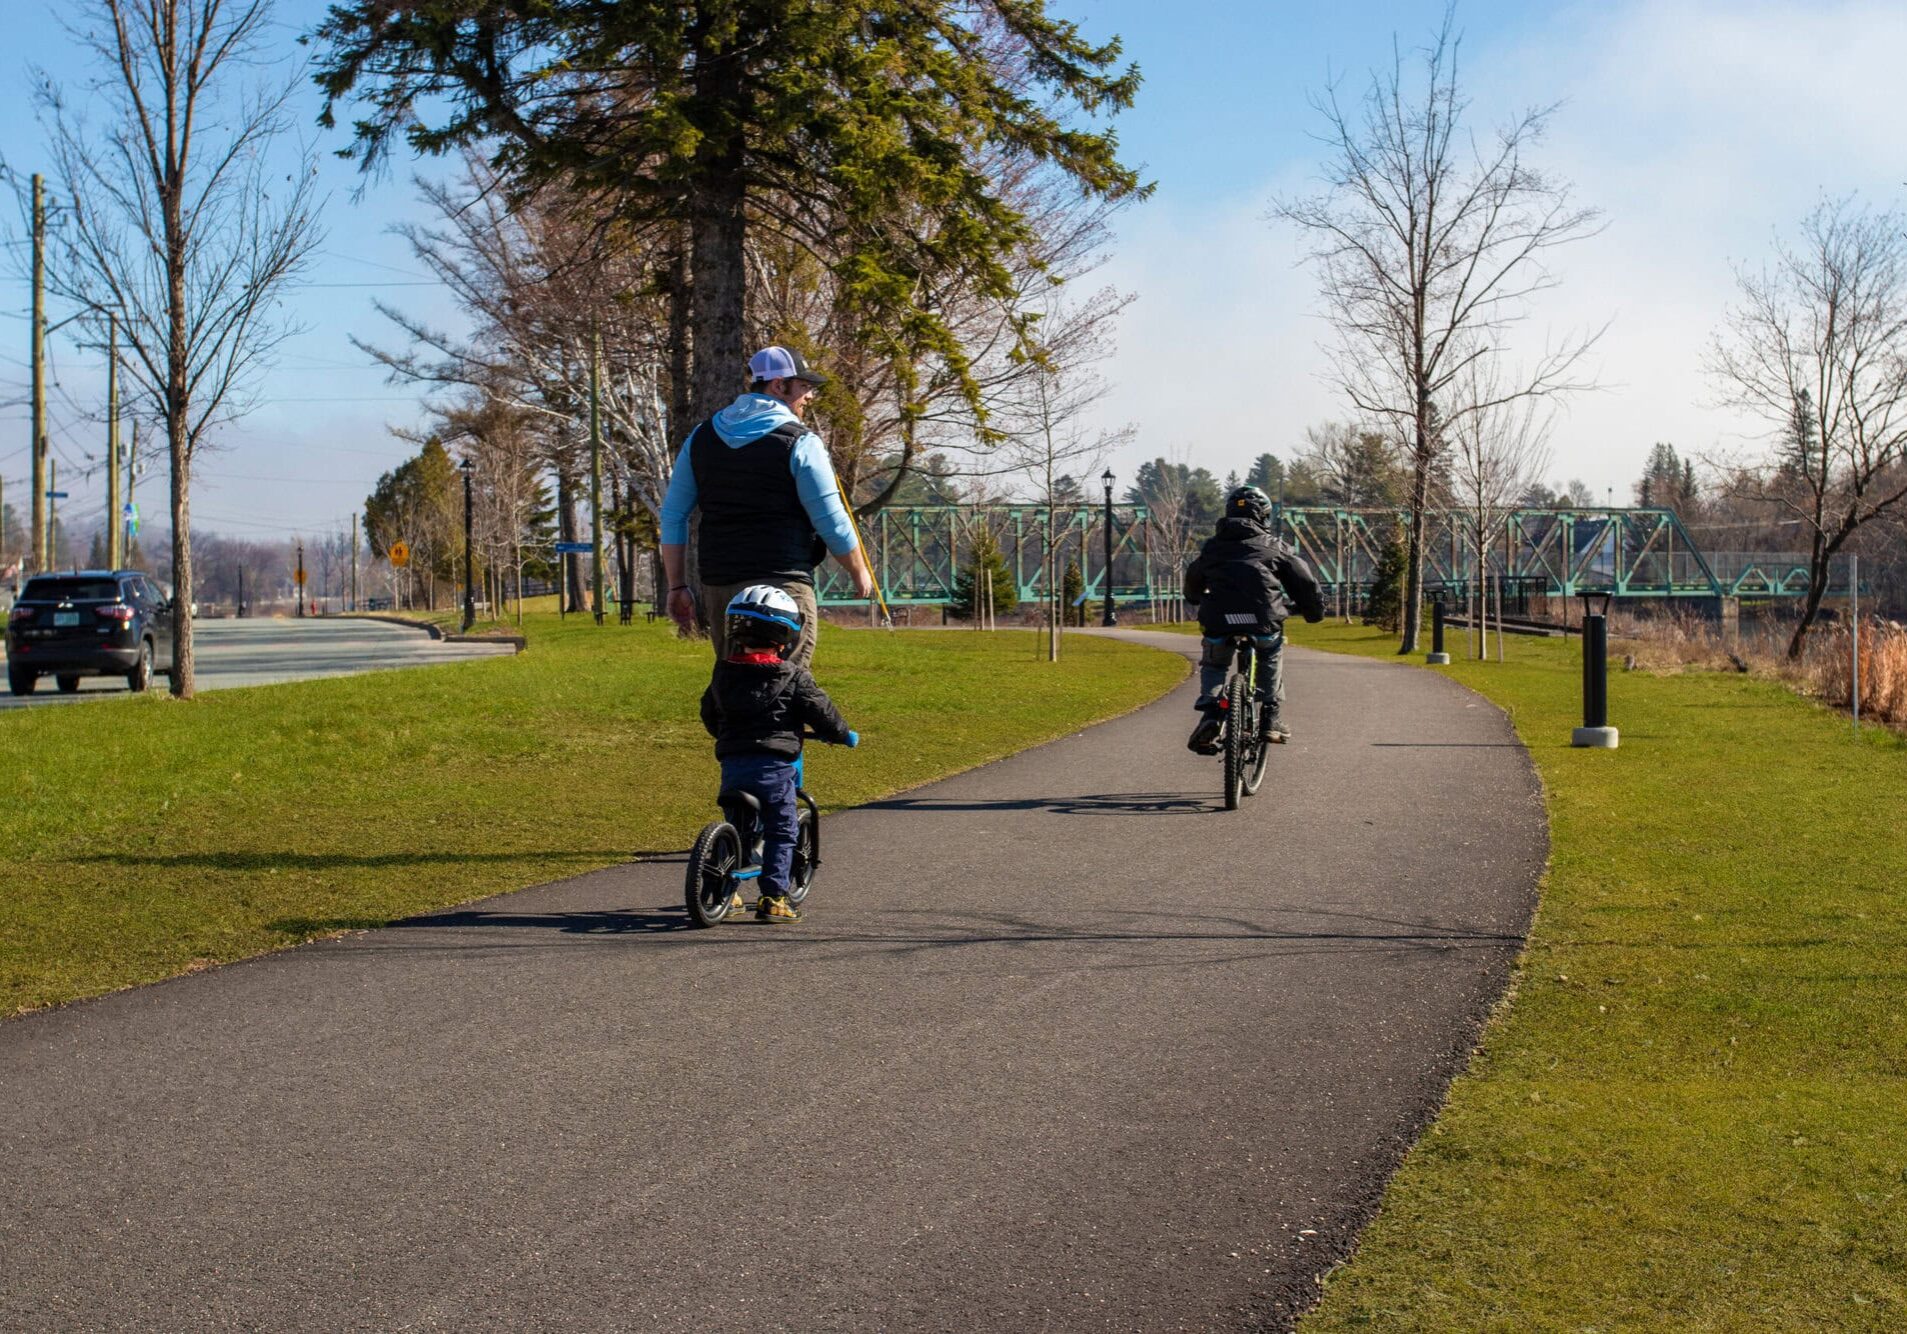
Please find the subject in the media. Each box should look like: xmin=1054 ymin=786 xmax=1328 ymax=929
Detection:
xmin=1214 ymin=635 xmax=1272 ymax=811
xmin=683 ymin=750 xmax=823 ymax=928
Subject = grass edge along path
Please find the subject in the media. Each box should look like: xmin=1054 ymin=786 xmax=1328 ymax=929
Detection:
xmin=1284 ymin=622 xmax=1907 ymax=1330
xmin=1 ymin=617 xmax=1185 ymax=1017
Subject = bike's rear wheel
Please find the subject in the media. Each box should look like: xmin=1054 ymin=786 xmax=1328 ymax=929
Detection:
xmin=1242 ymin=711 xmax=1270 ymax=796
xmin=1222 ymin=675 xmax=1249 ymax=810
xmin=788 ymin=807 xmax=818 ymax=905
xmin=685 ymin=821 xmax=743 ymax=927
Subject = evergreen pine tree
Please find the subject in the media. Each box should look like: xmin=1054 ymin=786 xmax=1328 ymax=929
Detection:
xmin=1062 ymin=559 xmax=1085 ymax=626
xmin=1364 ymin=526 xmax=1409 ymax=631
xmin=1246 ymin=452 xmax=1286 ymax=499
xmin=950 ymin=524 xmax=1019 ymax=619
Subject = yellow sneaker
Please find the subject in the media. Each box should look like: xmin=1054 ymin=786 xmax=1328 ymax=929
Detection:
xmin=755 ymin=894 xmax=801 ymax=924
xmin=724 ymin=891 xmax=748 ymax=919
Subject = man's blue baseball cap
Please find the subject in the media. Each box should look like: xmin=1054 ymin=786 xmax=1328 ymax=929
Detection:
xmin=748 ymin=345 xmax=829 ymax=387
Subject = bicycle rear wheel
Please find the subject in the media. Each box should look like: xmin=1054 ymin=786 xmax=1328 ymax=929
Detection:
xmin=684 ymin=821 xmax=743 ymax=927
xmin=1222 ymin=674 xmax=1248 ymax=810
xmin=1242 ymin=710 xmax=1270 ymax=796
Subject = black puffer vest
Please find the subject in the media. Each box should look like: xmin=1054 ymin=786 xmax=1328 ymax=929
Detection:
xmin=689 ymin=419 xmax=827 ymax=586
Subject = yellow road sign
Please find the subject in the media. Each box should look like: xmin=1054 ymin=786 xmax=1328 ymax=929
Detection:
xmin=294 ymin=568 xmax=306 ymax=586
xmin=390 ymin=540 xmax=410 ymax=568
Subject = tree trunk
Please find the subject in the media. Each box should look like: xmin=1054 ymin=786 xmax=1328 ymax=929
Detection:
xmin=1787 ymin=532 xmax=1834 ymax=659
xmin=687 ymin=24 xmax=747 ymax=429
xmin=166 ymin=164 xmax=194 ymax=698
xmin=666 ymin=234 xmax=693 ymax=446
xmin=556 ymin=465 xmax=586 ymax=611
xmin=1399 ymin=434 xmax=1431 ymax=654
xmin=168 ymin=411 xmax=193 ymax=698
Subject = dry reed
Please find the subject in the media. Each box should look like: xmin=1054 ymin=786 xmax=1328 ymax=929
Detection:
xmin=1617 ymin=611 xmax=1907 ymax=728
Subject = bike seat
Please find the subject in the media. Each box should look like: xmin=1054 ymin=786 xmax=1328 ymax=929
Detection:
xmin=717 ymin=788 xmax=762 ymax=814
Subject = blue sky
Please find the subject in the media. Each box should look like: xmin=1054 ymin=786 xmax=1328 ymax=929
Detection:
xmin=4 ymin=1 xmax=1905 ymax=544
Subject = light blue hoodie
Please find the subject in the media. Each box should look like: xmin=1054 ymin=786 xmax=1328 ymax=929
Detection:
xmin=659 ymin=393 xmax=858 ymax=556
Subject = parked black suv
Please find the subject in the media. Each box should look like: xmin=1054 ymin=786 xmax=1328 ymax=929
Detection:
xmin=6 ymin=571 xmax=176 ymax=695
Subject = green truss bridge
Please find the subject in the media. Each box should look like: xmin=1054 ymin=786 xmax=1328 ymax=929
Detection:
xmin=813 ymin=504 xmax=1847 ymax=609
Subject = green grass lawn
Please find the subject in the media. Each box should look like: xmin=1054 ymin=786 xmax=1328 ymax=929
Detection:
xmin=1 ymin=616 xmax=1183 ymax=1015
xmin=1286 ymin=621 xmax=1907 ymax=1330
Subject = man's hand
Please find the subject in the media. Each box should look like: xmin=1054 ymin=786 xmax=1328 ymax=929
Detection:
xmin=668 ymin=585 xmax=696 ymax=634
xmin=851 ymin=565 xmax=875 ymax=600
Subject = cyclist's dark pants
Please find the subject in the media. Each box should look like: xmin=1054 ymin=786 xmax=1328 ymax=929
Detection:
xmin=720 ymin=752 xmax=799 ymax=896
xmin=1198 ymin=624 xmax=1286 ymax=717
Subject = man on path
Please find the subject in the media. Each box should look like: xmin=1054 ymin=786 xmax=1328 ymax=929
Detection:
xmin=660 ymin=346 xmax=876 ymax=667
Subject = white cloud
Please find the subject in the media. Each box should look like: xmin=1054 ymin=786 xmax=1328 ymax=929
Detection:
xmin=1090 ymin=0 xmax=1907 ymax=502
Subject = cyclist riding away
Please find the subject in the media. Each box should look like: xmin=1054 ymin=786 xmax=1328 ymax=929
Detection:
xmin=699 ymin=585 xmax=857 ymax=923
xmin=1183 ymin=485 xmax=1325 ymax=754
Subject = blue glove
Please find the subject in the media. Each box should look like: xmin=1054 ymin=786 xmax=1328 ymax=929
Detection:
xmin=845 ymin=730 xmax=860 ymax=749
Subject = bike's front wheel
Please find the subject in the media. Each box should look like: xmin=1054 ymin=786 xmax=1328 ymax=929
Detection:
xmin=1222 ymin=675 xmax=1250 ymax=810
xmin=685 ymin=821 xmax=744 ymax=927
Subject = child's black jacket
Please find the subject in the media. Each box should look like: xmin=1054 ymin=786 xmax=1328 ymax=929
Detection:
xmin=700 ymin=657 xmax=852 ymax=760
xmin=1183 ymin=517 xmax=1327 ymax=632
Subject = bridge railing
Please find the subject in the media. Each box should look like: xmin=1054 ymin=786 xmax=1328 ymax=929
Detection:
xmin=810 ymin=503 xmax=1848 ymax=608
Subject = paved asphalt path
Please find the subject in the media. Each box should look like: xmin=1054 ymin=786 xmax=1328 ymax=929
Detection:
xmin=0 ymin=618 xmax=515 ymax=711
xmin=0 ymin=630 xmax=1545 ymax=1331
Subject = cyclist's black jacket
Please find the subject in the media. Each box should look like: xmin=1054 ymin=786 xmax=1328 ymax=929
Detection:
xmin=700 ymin=656 xmax=853 ymax=760
xmin=1183 ymin=517 xmax=1326 ymax=633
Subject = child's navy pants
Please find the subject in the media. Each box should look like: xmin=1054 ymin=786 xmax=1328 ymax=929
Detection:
xmin=719 ymin=751 xmax=800 ymax=897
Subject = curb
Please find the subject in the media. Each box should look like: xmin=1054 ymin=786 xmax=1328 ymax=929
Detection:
xmin=445 ymin=633 xmax=527 ymax=650
xmin=337 ymin=612 xmax=445 ymax=641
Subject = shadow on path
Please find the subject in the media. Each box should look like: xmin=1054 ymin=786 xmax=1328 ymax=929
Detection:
xmin=864 ymin=790 xmax=1222 ymax=816
xmin=75 ymin=849 xmax=656 ymax=871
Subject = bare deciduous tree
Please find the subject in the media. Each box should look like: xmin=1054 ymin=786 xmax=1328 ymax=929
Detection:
xmin=1273 ymin=8 xmax=1600 ymax=652
xmin=993 ymin=316 xmax=1130 ymax=660
xmin=1708 ymin=197 xmax=1907 ymax=658
xmin=36 ymin=0 xmax=322 ymax=696
xmin=1447 ymin=355 xmax=1553 ymax=660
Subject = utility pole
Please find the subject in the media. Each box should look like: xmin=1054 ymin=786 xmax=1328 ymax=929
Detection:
xmin=124 ymin=419 xmax=138 ymax=562
xmin=47 ymin=459 xmax=58 ymax=570
xmin=350 ymin=513 xmax=359 ymax=612
xmin=296 ymin=542 xmax=305 ymax=617
xmin=590 ymin=329 xmax=605 ymax=626
xmin=30 ymin=174 xmax=46 ymax=574
xmin=107 ymin=313 xmax=121 ymax=569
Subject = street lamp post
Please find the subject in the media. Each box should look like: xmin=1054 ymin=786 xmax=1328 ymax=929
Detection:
xmin=1101 ymin=468 xmax=1117 ymax=627
xmin=296 ymin=543 xmax=305 ymax=618
xmin=461 ymin=456 xmax=476 ymax=633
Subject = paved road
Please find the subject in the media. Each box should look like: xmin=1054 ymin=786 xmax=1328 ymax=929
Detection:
xmin=1 ymin=617 xmax=515 ymax=710
xmin=0 ymin=631 xmax=1545 ymax=1330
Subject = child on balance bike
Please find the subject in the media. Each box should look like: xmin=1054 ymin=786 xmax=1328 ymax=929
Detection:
xmin=699 ymin=585 xmax=857 ymax=923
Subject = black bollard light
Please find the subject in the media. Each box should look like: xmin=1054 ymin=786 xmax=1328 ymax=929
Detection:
xmin=1426 ymin=593 xmax=1451 ymax=664
xmin=1571 ymin=591 xmax=1618 ymax=748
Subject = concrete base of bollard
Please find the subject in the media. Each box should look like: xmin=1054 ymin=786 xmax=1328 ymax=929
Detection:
xmin=1425 ymin=652 xmax=1452 ymax=665
xmin=1571 ymin=725 xmax=1619 ymax=749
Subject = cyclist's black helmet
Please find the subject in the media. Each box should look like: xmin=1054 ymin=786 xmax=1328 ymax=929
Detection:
xmin=1226 ymin=484 xmax=1273 ymax=527
xmin=725 ymin=584 xmax=802 ymax=656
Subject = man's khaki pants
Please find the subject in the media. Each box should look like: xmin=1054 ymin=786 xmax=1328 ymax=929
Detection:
xmin=702 ymin=578 xmax=819 ymax=668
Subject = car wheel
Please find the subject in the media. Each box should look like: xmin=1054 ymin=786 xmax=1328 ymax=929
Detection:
xmin=56 ymin=674 xmax=82 ymax=694
xmin=127 ymin=641 xmax=153 ymax=693
xmin=7 ymin=669 xmax=34 ymax=696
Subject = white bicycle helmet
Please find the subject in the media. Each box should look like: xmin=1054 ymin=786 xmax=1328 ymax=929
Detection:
xmin=725 ymin=584 xmax=802 ymax=655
